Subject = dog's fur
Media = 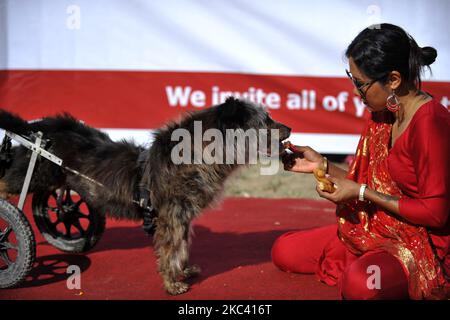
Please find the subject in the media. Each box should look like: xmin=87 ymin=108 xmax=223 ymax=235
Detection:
xmin=0 ymin=97 xmax=290 ymax=294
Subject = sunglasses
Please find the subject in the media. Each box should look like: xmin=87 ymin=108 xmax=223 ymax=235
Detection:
xmin=345 ymin=69 xmax=387 ymax=102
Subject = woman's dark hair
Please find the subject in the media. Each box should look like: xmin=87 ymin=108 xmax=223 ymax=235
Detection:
xmin=345 ymin=23 xmax=437 ymax=89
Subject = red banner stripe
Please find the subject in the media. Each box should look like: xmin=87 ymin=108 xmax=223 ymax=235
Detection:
xmin=1 ymin=70 xmax=449 ymax=134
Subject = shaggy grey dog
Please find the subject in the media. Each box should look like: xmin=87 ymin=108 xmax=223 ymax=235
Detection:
xmin=0 ymin=97 xmax=291 ymax=294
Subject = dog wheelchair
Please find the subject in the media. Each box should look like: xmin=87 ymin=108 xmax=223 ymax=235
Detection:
xmin=0 ymin=129 xmax=110 ymax=288
xmin=0 ymin=127 xmax=157 ymax=289
xmin=0 ymin=128 xmax=156 ymax=289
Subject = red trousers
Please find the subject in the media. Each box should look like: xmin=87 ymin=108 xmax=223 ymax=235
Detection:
xmin=271 ymin=225 xmax=410 ymax=300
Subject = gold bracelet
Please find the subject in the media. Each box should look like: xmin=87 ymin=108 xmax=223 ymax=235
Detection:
xmin=323 ymin=157 xmax=328 ymax=174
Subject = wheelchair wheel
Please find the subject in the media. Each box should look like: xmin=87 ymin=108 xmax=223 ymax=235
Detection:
xmin=0 ymin=199 xmax=36 ymax=288
xmin=32 ymin=187 xmax=106 ymax=253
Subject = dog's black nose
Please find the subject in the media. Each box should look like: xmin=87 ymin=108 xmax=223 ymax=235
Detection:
xmin=281 ymin=125 xmax=291 ymax=140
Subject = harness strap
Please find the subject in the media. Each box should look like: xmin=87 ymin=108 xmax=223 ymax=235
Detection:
xmin=0 ymin=135 xmax=12 ymax=178
xmin=135 ymin=149 xmax=157 ymax=236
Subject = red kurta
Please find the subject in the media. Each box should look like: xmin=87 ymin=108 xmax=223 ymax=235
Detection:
xmin=325 ymin=99 xmax=449 ymax=299
xmin=388 ymin=99 xmax=450 ymax=270
xmin=272 ymin=99 xmax=449 ymax=299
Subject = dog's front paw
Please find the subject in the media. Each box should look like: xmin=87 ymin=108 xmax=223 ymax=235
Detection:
xmin=165 ymin=281 xmax=190 ymax=295
xmin=183 ymin=264 xmax=201 ymax=279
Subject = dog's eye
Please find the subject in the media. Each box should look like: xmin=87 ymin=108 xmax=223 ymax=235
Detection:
xmin=265 ymin=115 xmax=274 ymax=125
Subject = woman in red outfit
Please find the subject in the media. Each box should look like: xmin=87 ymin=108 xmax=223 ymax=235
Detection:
xmin=272 ymin=23 xmax=449 ymax=300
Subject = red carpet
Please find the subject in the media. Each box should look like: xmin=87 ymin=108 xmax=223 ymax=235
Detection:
xmin=1 ymin=197 xmax=339 ymax=300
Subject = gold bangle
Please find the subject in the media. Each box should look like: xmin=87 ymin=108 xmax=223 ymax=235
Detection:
xmin=323 ymin=157 xmax=328 ymax=174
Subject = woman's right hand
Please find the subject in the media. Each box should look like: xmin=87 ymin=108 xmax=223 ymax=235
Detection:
xmin=281 ymin=145 xmax=324 ymax=174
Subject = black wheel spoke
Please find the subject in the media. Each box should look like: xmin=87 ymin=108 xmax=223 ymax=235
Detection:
xmin=77 ymin=212 xmax=90 ymax=220
xmin=63 ymin=222 xmax=72 ymax=237
xmin=72 ymin=220 xmax=85 ymax=236
xmin=52 ymin=265 xmax=67 ymax=270
xmin=65 ymin=188 xmax=74 ymax=205
xmin=51 ymin=191 xmax=59 ymax=203
xmin=51 ymin=218 xmax=61 ymax=227
xmin=51 ymin=190 xmax=65 ymax=212
xmin=74 ymin=199 xmax=84 ymax=209
xmin=0 ymin=226 xmax=12 ymax=242
xmin=46 ymin=260 xmax=61 ymax=267
xmin=2 ymin=242 xmax=18 ymax=251
xmin=57 ymin=190 xmax=66 ymax=208
xmin=0 ymin=250 xmax=12 ymax=266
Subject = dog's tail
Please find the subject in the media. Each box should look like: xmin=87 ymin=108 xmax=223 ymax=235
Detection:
xmin=0 ymin=109 xmax=32 ymax=136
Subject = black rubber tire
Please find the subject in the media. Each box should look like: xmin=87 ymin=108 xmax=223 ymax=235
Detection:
xmin=0 ymin=199 xmax=36 ymax=289
xmin=32 ymin=188 xmax=106 ymax=253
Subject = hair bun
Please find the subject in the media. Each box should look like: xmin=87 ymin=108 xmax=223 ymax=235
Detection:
xmin=421 ymin=46 xmax=437 ymax=66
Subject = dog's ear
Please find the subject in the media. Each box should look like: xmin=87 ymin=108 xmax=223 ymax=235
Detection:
xmin=218 ymin=96 xmax=242 ymax=120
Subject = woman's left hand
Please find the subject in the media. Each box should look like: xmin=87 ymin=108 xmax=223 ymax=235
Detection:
xmin=316 ymin=175 xmax=360 ymax=203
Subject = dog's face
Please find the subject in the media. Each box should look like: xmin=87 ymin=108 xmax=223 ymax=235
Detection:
xmin=165 ymin=97 xmax=291 ymax=166
xmin=215 ymin=97 xmax=291 ymax=158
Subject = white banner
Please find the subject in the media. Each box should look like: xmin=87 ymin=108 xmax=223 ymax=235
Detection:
xmin=1 ymin=0 xmax=449 ymax=80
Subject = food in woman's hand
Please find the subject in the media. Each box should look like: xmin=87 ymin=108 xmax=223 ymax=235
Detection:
xmin=283 ymin=141 xmax=336 ymax=192
xmin=313 ymin=167 xmax=336 ymax=193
